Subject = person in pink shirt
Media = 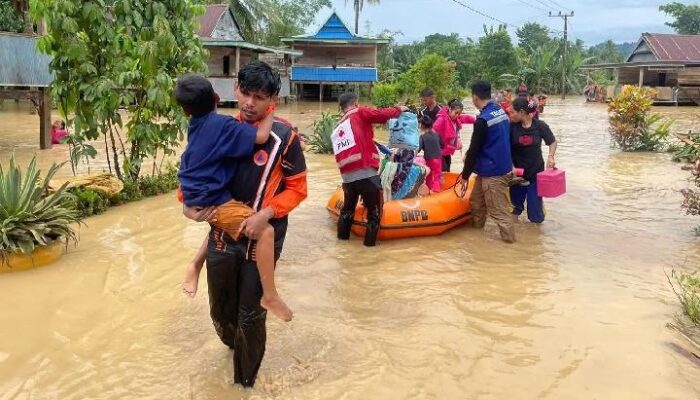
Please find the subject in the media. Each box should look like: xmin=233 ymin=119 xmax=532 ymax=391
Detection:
xmin=432 ymin=99 xmax=476 ymax=172
xmin=51 ymin=120 xmax=68 ymax=144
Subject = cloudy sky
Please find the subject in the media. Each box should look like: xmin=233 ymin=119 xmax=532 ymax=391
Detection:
xmin=312 ymin=0 xmax=677 ymax=46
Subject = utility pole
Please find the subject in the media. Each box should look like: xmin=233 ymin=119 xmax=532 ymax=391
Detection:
xmin=550 ymin=11 xmax=574 ymax=100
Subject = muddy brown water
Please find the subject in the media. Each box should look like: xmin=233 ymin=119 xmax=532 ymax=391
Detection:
xmin=1 ymin=99 xmax=700 ymax=399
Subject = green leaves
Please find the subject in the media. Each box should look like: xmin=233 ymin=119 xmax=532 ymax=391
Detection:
xmin=0 ymin=156 xmax=82 ymax=262
xmin=371 ymin=83 xmax=399 ymax=108
xmin=660 ymin=2 xmax=700 ymax=35
xmin=35 ymin=0 xmax=207 ymax=181
xmin=397 ymin=53 xmax=463 ymax=103
xmin=309 ymin=112 xmax=340 ymax=154
xmin=608 ymin=86 xmax=673 ymax=152
xmin=0 ymin=0 xmax=23 ymax=33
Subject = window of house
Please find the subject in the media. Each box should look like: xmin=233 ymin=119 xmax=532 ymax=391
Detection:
xmin=223 ymin=56 xmax=230 ymax=76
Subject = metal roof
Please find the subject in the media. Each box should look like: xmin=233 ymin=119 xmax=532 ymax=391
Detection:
xmin=629 ymin=33 xmax=700 ymax=63
xmin=0 ymin=33 xmax=52 ymax=87
xmin=202 ymin=40 xmax=302 ymax=56
xmin=197 ymin=4 xmax=231 ymax=39
xmin=281 ymin=12 xmax=389 ymax=45
xmin=580 ymin=60 xmax=700 ymax=70
xmin=290 ymin=66 xmax=378 ymax=82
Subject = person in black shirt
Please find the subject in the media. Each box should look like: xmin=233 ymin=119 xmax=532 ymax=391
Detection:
xmin=417 ymin=115 xmax=444 ymax=193
xmin=509 ymin=97 xmax=558 ymax=223
xmin=419 ymin=88 xmax=441 ymax=122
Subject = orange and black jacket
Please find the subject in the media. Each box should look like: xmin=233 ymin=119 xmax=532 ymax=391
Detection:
xmin=178 ymin=116 xmax=308 ymax=255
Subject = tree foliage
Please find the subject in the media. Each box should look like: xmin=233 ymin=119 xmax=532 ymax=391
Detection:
xmin=0 ymin=0 xmax=22 ymax=32
xmin=476 ymin=25 xmax=518 ymax=87
xmin=380 ymin=25 xmax=599 ymax=95
xmin=588 ymin=40 xmax=625 ymax=63
xmin=660 ymin=2 xmax=700 ymax=34
xmin=261 ymin=0 xmax=331 ymax=46
xmin=397 ymin=53 xmax=462 ymax=103
xmin=608 ymin=86 xmax=672 ymax=152
xmin=371 ymin=82 xmax=399 ymax=108
xmin=516 ymin=22 xmax=551 ymax=55
xmin=32 ymin=0 xmax=208 ymax=181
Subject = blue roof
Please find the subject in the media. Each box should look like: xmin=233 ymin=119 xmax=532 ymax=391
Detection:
xmin=281 ymin=12 xmax=389 ymax=44
xmin=291 ymin=66 xmax=378 ymax=82
xmin=313 ymin=13 xmax=354 ymax=40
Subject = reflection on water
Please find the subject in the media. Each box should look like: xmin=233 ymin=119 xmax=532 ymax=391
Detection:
xmin=1 ymin=99 xmax=700 ymax=399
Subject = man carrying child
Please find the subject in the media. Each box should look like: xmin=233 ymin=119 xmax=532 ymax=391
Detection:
xmin=179 ymin=61 xmax=307 ymax=387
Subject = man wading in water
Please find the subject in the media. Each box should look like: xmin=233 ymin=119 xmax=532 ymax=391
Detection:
xmin=334 ymin=92 xmax=409 ymax=246
xmin=458 ymin=80 xmax=516 ymax=243
xmin=182 ymin=61 xmax=307 ymax=387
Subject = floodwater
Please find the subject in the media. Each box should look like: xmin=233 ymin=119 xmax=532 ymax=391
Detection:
xmin=1 ymin=99 xmax=700 ymax=400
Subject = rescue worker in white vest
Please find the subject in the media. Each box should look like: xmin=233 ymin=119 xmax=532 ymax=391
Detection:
xmin=334 ymin=92 xmax=409 ymax=246
xmin=458 ymin=80 xmax=516 ymax=243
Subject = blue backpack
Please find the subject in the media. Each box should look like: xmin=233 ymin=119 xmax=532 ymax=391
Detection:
xmin=388 ymin=112 xmax=419 ymax=151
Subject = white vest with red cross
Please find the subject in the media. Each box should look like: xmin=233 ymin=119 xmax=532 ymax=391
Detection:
xmin=331 ymin=108 xmax=381 ymax=175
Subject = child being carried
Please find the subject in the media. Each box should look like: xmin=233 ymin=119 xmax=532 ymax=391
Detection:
xmin=175 ymin=74 xmax=292 ymax=322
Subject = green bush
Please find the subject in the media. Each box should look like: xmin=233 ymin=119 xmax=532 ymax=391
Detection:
xmin=396 ymin=53 xmax=465 ymax=103
xmin=65 ymin=188 xmax=109 ymax=218
xmin=0 ymin=156 xmax=81 ymax=262
xmin=668 ymin=269 xmax=700 ymax=326
xmin=60 ymin=163 xmax=180 ymax=218
xmin=608 ymin=86 xmax=672 ymax=152
xmin=308 ymin=112 xmax=340 ymax=155
xmin=112 ymin=163 xmax=180 ymax=204
xmin=671 ymin=131 xmax=700 ymax=163
xmin=371 ymin=83 xmax=399 ymax=108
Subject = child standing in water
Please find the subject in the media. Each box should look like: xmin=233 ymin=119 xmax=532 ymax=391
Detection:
xmin=418 ymin=115 xmax=444 ymax=193
xmin=175 ymin=74 xmax=293 ymax=322
xmin=51 ymin=120 xmax=68 ymax=144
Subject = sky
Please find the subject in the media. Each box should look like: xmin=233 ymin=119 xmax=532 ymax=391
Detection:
xmin=312 ymin=0 xmax=679 ymax=47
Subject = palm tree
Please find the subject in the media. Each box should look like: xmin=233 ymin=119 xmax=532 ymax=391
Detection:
xmin=344 ymin=0 xmax=379 ymax=35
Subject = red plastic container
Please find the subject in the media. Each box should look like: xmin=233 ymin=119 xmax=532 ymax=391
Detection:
xmin=537 ymin=169 xmax=566 ymax=198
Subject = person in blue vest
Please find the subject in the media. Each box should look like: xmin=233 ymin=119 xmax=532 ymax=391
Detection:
xmin=458 ymin=80 xmax=516 ymax=243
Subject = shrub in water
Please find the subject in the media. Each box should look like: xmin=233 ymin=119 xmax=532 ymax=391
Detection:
xmin=371 ymin=83 xmax=399 ymax=108
xmin=308 ymin=112 xmax=340 ymax=155
xmin=608 ymin=85 xmax=672 ymax=151
xmin=668 ymin=269 xmax=700 ymax=326
xmin=0 ymin=156 xmax=81 ymax=263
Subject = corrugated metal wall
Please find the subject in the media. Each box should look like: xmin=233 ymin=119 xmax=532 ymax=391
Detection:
xmin=0 ymin=33 xmax=52 ymax=87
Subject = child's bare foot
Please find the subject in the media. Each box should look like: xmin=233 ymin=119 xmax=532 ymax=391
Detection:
xmin=261 ymin=294 xmax=293 ymax=322
xmin=182 ymin=263 xmax=201 ymax=298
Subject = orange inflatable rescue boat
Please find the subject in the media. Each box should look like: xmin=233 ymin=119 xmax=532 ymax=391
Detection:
xmin=327 ymin=173 xmax=474 ymax=240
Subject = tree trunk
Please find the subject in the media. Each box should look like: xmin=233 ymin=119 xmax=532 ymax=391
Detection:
xmin=107 ymin=122 xmax=123 ymax=181
xmin=103 ymin=132 xmax=112 ymax=175
xmin=22 ymin=11 xmax=32 ymax=34
xmin=354 ymin=0 xmax=360 ymax=34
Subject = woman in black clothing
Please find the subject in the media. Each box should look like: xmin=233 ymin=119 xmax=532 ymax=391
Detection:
xmin=509 ymin=98 xmax=558 ymax=223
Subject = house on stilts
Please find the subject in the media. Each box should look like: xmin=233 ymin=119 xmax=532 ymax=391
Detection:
xmin=0 ymin=32 xmax=54 ymax=149
xmin=197 ymin=4 xmax=301 ymax=102
xmin=582 ymin=33 xmax=700 ymax=105
xmin=281 ymin=12 xmax=389 ymax=101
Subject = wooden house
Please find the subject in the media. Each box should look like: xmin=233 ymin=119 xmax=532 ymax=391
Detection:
xmin=197 ymin=5 xmax=301 ymax=102
xmin=582 ymin=33 xmax=700 ymax=105
xmin=281 ymin=12 xmax=389 ymax=101
xmin=0 ymin=33 xmax=53 ymax=149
